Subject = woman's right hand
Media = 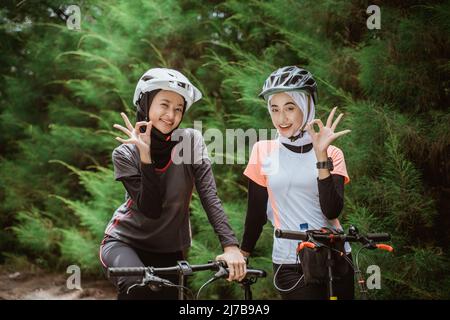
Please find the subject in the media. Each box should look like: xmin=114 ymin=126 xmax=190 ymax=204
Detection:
xmin=113 ymin=112 xmax=153 ymax=164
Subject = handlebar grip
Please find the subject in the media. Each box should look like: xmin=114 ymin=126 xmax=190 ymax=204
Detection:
xmin=275 ymin=229 xmax=308 ymax=241
xmin=107 ymin=267 xmax=146 ymax=277
xmin=376 ymin=244 xmax=394 ymax=252
xmin=366 ymin=233 xmax=391 ymax=242
xmin=213 ymin=267 xmax=266 ymax=280
xmin=297 ymin=241 xmax=316 ymax=253
xmin=245 ymin=269 xmax=267 ymax=278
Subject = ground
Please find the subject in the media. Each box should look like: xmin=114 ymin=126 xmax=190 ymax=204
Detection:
xmin=0 ymin=265 xmax=116 ymax=300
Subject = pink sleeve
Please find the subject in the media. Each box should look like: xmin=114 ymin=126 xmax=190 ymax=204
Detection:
xmin=244 ymin=142 xmax=267 ymax=187
xmin=328 ymin=146 xmax=350 ymax=185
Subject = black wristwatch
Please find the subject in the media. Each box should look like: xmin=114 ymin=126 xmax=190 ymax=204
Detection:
xmin=316 ymin=157 xmax=334 ymax=170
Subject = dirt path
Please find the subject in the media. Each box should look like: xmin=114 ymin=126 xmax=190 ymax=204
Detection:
xmin=0 ymin=266 xmax=116 ymax=300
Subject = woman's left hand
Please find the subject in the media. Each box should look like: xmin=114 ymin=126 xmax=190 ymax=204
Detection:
xmin=215 ymin=246 xmax=247 ymax=282
xmin=305 ymin=106 xmax=351 ymax=157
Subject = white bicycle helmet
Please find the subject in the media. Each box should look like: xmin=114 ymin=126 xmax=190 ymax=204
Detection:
xmin=259 ymin=66 xmax=318 ymax=103
xmin=133 ymin=68 xmax=202 ymax=112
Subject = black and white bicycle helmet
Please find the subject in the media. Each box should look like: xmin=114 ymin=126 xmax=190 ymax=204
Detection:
xmin=259 ymin=66 xmax=318 ymax=103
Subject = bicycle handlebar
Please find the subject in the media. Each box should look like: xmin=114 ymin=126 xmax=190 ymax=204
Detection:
xmin=107 ymin=261 xmax=267 ymax=279
xmin=275 ymin=229 xmax=391 ymax=242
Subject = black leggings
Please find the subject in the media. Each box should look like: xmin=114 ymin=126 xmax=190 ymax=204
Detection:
xmin=273 ymin=254 xmax=355 ymax=300
xmin=100 ymin=236 xmax=184 ymax=300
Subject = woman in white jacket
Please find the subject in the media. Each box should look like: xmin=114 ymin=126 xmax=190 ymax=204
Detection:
xmin=240 ymin=66 xmax=353 ymax=299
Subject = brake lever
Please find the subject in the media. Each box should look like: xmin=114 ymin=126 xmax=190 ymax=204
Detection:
xmin=127 ymin=281 xmax=148 ymax=294
xmin=126 ymin=270 xmax=172 ymax=294
xmin=214 ymin=265 xmax=229 ymax=279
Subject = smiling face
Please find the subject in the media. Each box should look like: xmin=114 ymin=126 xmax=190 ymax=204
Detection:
xmin=148 ymin=90 xmax=185 ymax=134
xmin=269 ymin=92 xmax=304 ymax=138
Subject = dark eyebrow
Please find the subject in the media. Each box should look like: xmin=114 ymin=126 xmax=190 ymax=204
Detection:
xmin=271 ymin=102 xmax=296 ymax=108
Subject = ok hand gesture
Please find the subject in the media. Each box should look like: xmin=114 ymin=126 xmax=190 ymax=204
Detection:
xmin=305 ymin=107 xmax=351 ymax=155
xmin=113 ymin=112 xmax=153 ymax=163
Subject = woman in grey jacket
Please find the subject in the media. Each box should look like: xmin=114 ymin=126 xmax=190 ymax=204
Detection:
xmin=100 ymin=68 xmax=246 ymax=300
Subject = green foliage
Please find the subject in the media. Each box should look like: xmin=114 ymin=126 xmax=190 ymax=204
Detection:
xmin=50 ymin=161 xmax=123 ymax=241
xmin=12 ymin=209 xmax=58 ymax=254
xmin=357 ymin=3 xmax=449 ymax=112
xmin=59 ymin=229 xmax=100 ymax=273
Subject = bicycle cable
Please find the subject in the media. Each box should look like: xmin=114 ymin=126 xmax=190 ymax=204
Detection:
xmin=273 ymin=259 xmax=304 ymax=292
xmin=196 ymin=277 xmax=219 ymax=300
xmin=196 ymin=265 xmax=229 ymax=300
xmin=355 ymin=244 xmax=369 ymax=273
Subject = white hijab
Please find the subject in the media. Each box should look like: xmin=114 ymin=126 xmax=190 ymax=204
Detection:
xmin=267 ymin=91 xmax=315 ymax=147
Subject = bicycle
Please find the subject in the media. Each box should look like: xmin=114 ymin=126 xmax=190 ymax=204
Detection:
xmin=107 ymin=260 xmax=267 ymax=300
xmin=275 ymin=225 xmax=394 ymax=300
